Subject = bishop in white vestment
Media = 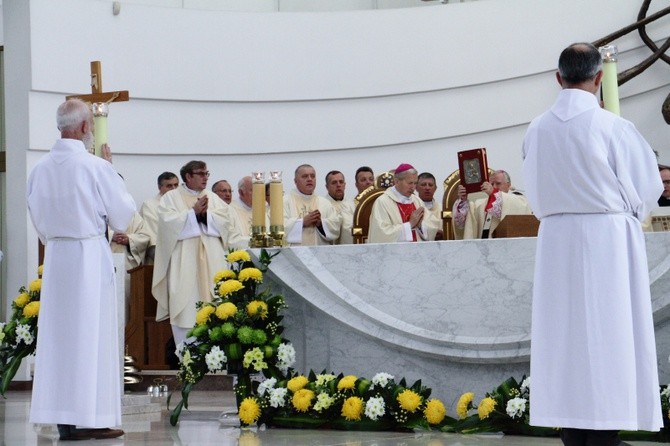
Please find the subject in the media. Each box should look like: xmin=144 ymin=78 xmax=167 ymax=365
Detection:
xmin=368 ymin=164 xmax=436 ymax=244
xmin=522 ymin=43 xmax=663 ymax=441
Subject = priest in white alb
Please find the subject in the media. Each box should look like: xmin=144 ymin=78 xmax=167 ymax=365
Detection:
xmin=140 ymin=171 xmax=179 ymax=262
xmin=284 ymin=164 xmax=341 ymax=246
xmin=152 ymin=160 xmax=247 ymax=346
xmin=323 ymin=170 xmax=356 ymax=244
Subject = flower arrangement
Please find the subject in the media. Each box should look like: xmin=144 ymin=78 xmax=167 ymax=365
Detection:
xmin=0 ymin=265 xmax=42 ymax=395
xmin=450 ymin=375 xmax=556 ymax=436
xmin=243 ymin=370 xmax=448 ymax=430
xmin=170 ymin=249 xmax=293 ymax=424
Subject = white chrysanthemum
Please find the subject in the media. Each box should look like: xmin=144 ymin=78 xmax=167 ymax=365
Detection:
xmin=205 ymin=345 xmax=227 ymax=372
xmin=313 ymin=392 xmax=335 ymax=412
xmin=662 ymin=387 xmax=670 ymax=400
xmin=15 ymin=324 xmax=34 ymax=345
xmin=174 ymin=342 xmax=185 ymax=362
xmin=364 ymin=396 xmax=386 ymax=420
xmin=0 ymin=322 xmax=5 ymax=343
xmin=269 ymin=387 xmax=288 ymax=408
xmin=371 ymin=372 xmax=394 ymax=389
xmin=506 ymin=397 xmax=527 ymax=419
xmin=520 ymin=377 xmax=530 ymax=393
xmin=257 ymin=377 xmax=277 ymax=397
xmin=276 ymin=343 xmax=296 ymax=373
xmin=314 ymin=374 xmax=336 ymax=387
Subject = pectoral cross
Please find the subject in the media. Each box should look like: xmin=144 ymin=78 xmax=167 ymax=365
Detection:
xmin=66 ymin=61 xmax=130 ymax=156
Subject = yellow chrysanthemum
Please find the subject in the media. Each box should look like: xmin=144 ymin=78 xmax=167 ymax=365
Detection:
xmin=337 ymin=375 xmax=357 ymax=391
xmin=215 ymin=302 xmax=237 ymax=320
xmin=213 ymin=269 xmax=236 ymax=283
xmin=287 ymin=375 xmax=309 ymax=393
xmin=195 ymin=305 xmax=216 ymax=325
xmin=238 ymin=397 xmax=262 ymax=425
xmin=29 ymin=279 xmax=42 ymax=293
xmin=397 ymin=389 xmax=422 ymax=413
xmin=246 ymin=301 xmax=268 ymax=319
xmin=37 ymin=265 xmax=44 ymax=277
xmin=477 ymin=397 xmax=496 ymax=420
xmin=227 ymin=250 xmax=251 ymax=264
xmin=239 ymin=267 xmax=263 ymax=283
xmin=23 ymin=301 xmax=40 ymax=318
xmin=424 ymin=399 xmax=447 ymax=425
xmin=218 ymin=279 xmax=244 ymax=297
xmin=341 ymin=396 xmax=364 ymax=421
xmin=457 ymin=392 xmax=474 ymax=419
xmin=292 ymin=388 xmax=315 ymax=412
xmin=14 ymin=293 xmax=31 ymax=308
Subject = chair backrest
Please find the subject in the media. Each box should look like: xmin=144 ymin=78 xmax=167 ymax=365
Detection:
xmin=441 ymin=168 xmax=495 ymax=240
xmin=352 ymin=171 xmax=394 ymax=244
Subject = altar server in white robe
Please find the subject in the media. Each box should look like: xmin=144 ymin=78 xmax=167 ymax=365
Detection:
xmin=284 ymin=164 xmax=341 ymax=246
xmin=368 ymin=164 xmax=436 ymax=243
xmin=522 ymin=42 xmax=663 ymax=445
xmin=324 ymin=170 xmax=356 ymax=244
xmin=453 ymin=170 xmax=531 ymax=239
xmin=27 ymin=99 xmax=135 ymax=440
xmin=152 ymin=161 xmax=247 ymax=346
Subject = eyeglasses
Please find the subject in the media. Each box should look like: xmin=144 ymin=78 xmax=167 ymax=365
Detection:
xmin=191 ymin=171 xmax=210 ymax=178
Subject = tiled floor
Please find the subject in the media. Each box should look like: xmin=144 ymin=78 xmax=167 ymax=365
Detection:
xmin=0 ymin=390 xmax=656 ymax=446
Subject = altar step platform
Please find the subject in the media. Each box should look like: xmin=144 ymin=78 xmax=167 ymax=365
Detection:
xmin=126 ymin=370 xmax=234 ymax=394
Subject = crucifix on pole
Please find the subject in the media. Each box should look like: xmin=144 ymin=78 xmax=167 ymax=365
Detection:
xmin=66 ymin=61 xmax=130 ymax=157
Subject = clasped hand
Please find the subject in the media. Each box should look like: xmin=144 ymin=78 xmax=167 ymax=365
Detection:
xmin=303 ymin=210 xmax=322 ymax=227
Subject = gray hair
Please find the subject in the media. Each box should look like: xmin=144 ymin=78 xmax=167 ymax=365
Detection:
xmin=494 ymin=170 xmax=511 ymax=184
xmin=56 ymin=99 xmax=90 ymax=132
xmin=238 ymin=176 xmax=252 ymax=192
xmin=394 ymin=168 xmax=418 ymax=181
xmin=558 ymin=42 xmax=602 ymax=85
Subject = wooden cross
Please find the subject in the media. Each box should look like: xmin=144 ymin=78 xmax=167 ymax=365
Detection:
xmin=66 ymin=61 xmax=129 ymax=104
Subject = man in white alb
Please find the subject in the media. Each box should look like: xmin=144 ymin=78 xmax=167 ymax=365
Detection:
xmin=27 ymin=99 xmax=135 ymax=440
xmin=523 ymin=42 xmax=662 ymax=446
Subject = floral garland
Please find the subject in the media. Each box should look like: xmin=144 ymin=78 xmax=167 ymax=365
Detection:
xmin=0 ymin=265 xmax=42 ymax=395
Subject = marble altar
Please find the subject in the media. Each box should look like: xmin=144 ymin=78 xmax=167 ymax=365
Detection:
xmin=253 ymin=232 xmax=670 ymax=411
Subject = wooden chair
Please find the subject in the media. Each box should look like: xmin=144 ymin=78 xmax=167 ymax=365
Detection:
xmin=441 ymin=168 xmax=495 ymax=240
xmin=352 ymin=171 xmax=394 ymax=244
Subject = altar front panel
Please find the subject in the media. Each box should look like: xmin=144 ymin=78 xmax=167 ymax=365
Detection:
xmin=254 ymin=233 xmax=670 ymax=409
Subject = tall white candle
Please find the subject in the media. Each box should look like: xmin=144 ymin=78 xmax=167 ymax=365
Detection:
xmin=92 ymin=103 xmax=109 ymax=157
xmin=599 ymin=45 xmax=620 ymax=116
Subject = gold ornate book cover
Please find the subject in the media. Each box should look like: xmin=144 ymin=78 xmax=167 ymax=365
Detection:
xmin=458 ymin=148 xmax=488 ymax=194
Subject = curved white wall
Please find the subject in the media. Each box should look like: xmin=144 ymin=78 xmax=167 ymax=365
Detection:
xmin=4 ymin=0 xmax=670 ymax=305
